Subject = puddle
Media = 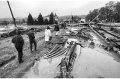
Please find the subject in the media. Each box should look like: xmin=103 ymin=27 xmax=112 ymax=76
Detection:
xmin=22 ymin=56 xmax=64 ymax=78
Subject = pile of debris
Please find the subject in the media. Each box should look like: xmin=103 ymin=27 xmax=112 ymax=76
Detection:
xmin=77 ymin=29 xmax=93 ymax=41
xmin=51 ymin=36 xmax=67 ymax=44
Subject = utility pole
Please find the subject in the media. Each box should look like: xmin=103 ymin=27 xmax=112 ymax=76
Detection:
xmin=7 ymin=0 xmax=17 ymax=28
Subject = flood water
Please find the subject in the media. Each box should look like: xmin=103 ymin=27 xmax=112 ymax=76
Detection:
xmin=22 ymin=56 xmax=64 ymax=78
xmin=0 ymin=25 xmax=15 ymax=34
xmin=72 ymin=47 xmax=120 ymax=78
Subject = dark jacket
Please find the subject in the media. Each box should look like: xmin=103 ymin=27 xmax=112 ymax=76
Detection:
xmin=27 ymin=31 xmax=35 ymax=42
xmin=12 ymin=35 xmax=24 ymax=48
xmin=54 ymin=25 xmax=59 ymax=31
xmin=61 ymin=23 xmax=66 ymax=29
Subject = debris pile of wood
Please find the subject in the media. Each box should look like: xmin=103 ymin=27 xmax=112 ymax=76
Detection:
xmin=51 ymin=36 xmax=67 ymax=44
xmin=77 ymin=29 xmax=93 ymax=41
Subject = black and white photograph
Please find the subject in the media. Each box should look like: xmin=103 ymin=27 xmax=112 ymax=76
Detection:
xmin=0 ymin=0 xmax=120 ymax=78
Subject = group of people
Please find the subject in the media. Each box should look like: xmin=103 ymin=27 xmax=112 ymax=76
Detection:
xmin=12 ymin=29 xmax=37 ymax=63
xmin=44 ymin=22 xmax=67 ymax=43
xmin=12 ymin=22 xmax=66 ymax=64
xmin=44 ymin=23 xmax=61 ymax=43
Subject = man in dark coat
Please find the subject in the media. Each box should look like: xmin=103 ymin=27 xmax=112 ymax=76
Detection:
xmin=54 ymin=24 xmax=59 ymax=31
xmin=27 ymin=30 xmax=37 ymax=52
xmin=61 ymin=22 xmax=66 ymax=29
xmin=12 ymin=30 xmax=24 ymax=63
xmin=54 ymin=24 xmax=60 ymax=35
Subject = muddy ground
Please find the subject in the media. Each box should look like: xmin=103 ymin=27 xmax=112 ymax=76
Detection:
xmin=0 ymin=25 xmax=120 ymax=78
xmin=0 ymin=26 xmax=55 ymax=78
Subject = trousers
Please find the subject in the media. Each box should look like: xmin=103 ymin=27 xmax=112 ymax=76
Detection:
xmin=15 ymin=46 xmax=23 ymax=63
xmin=30 ymin=40 xmax=37 ymax=52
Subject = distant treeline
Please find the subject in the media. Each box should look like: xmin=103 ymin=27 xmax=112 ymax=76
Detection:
xmin=27 ymin=12 xmax=58 ymax=25
xmin=86 ymin=1 xmax=120 ymax=23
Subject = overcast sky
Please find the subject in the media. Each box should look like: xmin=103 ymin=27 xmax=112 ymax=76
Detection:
xmin=0 ymin=0 xmax=119 ymax=18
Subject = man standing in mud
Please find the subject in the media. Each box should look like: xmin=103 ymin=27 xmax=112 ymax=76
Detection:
xmin=12 ymin=30 xmax=24 ymax=63
xmin=27 ymin=30 xmax=37 ymax=52
xmin=54 ymin=23 xmax=60 ymax=35
xmin=61 ymin=22 xmax=66 ymax=29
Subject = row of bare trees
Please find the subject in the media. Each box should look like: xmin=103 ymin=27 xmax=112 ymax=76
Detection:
xmin=86 ymin=1 xmax=120 ymax=23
